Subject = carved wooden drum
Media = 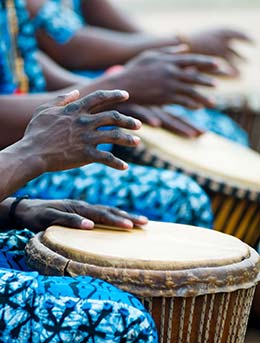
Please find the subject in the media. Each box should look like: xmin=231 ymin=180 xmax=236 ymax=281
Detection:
xmin=117 ymin=126 xmax=260 ymax=247
xmin=26 ymin=222 xmax=260 ymax=343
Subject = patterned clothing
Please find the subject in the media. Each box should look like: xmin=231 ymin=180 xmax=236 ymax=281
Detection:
xmin=0 ymin=0 xmax=46 ymax=93
xmin=165 ymin=105 xmax=249 ymax=146
xmin=15 ymin=163 xmax=214 ymax=228
xmin=0 ymin=229 xmax=157 ymax=343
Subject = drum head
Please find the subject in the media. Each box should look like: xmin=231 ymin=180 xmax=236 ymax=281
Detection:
xmin=135 ymin=126 xmax=260 ymax=193
xmin=43 ymin=222 xmax=250 ymax=270
xmin=28 ymin=222 xmax=260 ymax=297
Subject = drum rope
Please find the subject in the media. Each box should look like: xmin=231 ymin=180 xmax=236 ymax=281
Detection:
xmin=227 ymin=290 xmax=241 ymax=343
xmin=215 ymin=292 xmax=231 ymax=343
xmin=204 ymin=294 xmax=215 ymax=343
xmin=186 ymin=297 xmax=196 ymax=343
xmin=166 ymin=298 xmax=174 ymax=343
xmin=198 ymin=294 xmax=208 ymax=343
xmin=160 ymin=297 xmax=166 ymax=343
xmin=178 ymin=298 xmax=186 ymax=343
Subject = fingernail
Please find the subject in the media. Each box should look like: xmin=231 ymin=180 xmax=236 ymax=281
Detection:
xmin=66 ymin=89 xmax=80 ymax=98
xmin=81 ymin=219 xmax=94 ymax=229
xmin=122 ymin=162 xmax=128 ymax=170
xmin=134 ymin=119 xmax=142 ymax=127
xmin=119 ymin=90 xmax=129 ymax=98
xmin=133 ymin=136 xmax=141 ymax=144
xmin=138 ymin=215 xmax=148 ymax=222
xmin=123 ymin=219 xmax=134 ymax=228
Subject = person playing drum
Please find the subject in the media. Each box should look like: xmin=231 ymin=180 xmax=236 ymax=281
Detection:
xmin=0 ymin=89 xmax=157 ymax=342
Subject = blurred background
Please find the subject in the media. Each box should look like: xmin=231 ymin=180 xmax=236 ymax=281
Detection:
xmin=113 ymin=0 xmax=260 ymax=97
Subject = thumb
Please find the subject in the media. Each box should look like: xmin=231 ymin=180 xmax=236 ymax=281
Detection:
xmin=159 ymin=44 xmax=190 ymax=55
xmin=54 ymin=89 xmax=80 ymax=106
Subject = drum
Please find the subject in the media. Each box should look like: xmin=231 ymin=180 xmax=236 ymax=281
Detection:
xmin=216 ymin=93 xmax=260 ymax=152
xmin=113 ymin=126 xmax=260 ymax=247
xmin=26 ymin=222 xmax=260 ymax=343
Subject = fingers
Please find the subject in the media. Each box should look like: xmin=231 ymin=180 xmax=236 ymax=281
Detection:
xmin=36 ymin=90 xmax=80 ymax=113
xmin=226 ymin=47 xmax=247 ymax=63
xmin=55 ymin=90 xmax=81 ymax=106
xmin=220 ymin=29 xmax=253 ymax=42
xmin=117 ymin=104 xmax=161 ymax=127
xmin=158 ymin=44 xmax=189 ymax=55
xmin=172 ymin=54 xmax=220 ymax=70
xmin=90 ymin=150 xmax=128 ymax=170
xmin=90 ymin=110 xmax=142 ymax=130
xmin=151 ymin=107 xmax=204 ymax=137
xmin=50 ymin=210 xmax=94 ymax=230
xmin=90 ymin=129 xmax=140 ymax=147
xmin=175 ymin=85 xmax=215 ymax=108
xmin=74 ymin=204 xmax=148 ymax=229
xmin=68 ymin=90 xmax=129 ymax=114
xmin=175 ymin=69 xmax=215 ymax=87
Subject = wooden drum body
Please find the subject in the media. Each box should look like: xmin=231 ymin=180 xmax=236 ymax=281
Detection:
xmin=115 ymin=126 xmax=260 ymax=247
xmin=26 ymin=222 xmax=260 ymax=343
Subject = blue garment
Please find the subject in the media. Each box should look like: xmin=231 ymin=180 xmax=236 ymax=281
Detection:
xmin=0 ymin=0 xmax=46 ymax=93
xmin=0 ymin=229 xmax=157 ymax=343
xmin=33 ymin=0 xmax=84 ymax=44
xmin=165 ymin=105 xmax=249 ymax=146
xmin=15 ymin=163 xmax=214 ymax=228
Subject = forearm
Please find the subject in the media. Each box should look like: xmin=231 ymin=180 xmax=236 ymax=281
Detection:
xmin=0 ymin=139 xmax=45 ymax=201
xmin=0 ymin=198 xmax=15 ymax=229
xmin=81 ymin=0 xmax=141 ymax=33
xmin=38 ymin=27 xmax=182 ymax=70
xmin=38 ymin=51 xmax=87 ymax=91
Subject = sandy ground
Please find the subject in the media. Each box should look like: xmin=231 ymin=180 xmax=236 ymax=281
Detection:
xmin=113 ymin=2 xmax=260 ymax=341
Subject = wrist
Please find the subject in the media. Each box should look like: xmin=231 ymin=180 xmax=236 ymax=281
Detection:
xmin=8 ymin=138 xmax=47 ymax=178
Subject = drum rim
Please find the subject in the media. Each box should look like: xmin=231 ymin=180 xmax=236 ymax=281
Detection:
xmin=130 ymin=143 xmax=260 ymax=202
xmin=26 ymin=231 xmax=260 ymax=298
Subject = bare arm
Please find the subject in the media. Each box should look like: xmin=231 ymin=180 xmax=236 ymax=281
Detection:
xmin=37 ymin=26 xmax=181 ymax=70
xmin=81 ymin=0 xmax=141 ymax=33
xmin=0 ymin=139 xmax=45 ymax=201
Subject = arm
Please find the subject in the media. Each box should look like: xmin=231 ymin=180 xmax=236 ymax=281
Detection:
xmin=81 ymin=0 xmax=141 ymax=33
xmin=37 ymin=26 xmax=181 ymax=70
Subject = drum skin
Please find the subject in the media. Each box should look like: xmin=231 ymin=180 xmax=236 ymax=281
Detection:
xmin=26 ymin=223 xmax=260 ymax=343
xmin=113 ymin=127 xmax=260 ymax=247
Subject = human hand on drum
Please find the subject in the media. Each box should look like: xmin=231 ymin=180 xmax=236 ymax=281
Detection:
xmin=185 ymin=28 xmax=252 ymax=77
xmin=111 ymin=48 xmax=225 ymax=107
xmin=23 ymin=89 xmax=142 ymax=172
xmin=116 ymin=103 xmax=204 ymax=137
xmin=14 ymin=199 xmax=148 ymax=232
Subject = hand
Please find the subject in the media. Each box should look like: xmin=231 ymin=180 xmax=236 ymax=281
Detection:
xmin=116 ymin=103 xmax=204 ymax=137
xmin=186 ymin=28 xmax=252 ymax=77
xmin=15 ymin=199 xmax=148 ymax=232
xmin=112 ymin=48 xmax=221 ymax=107
xmin=23 ymin=89 xmax=142 ymax=172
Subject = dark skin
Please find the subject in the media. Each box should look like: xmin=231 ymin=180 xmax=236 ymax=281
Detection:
xmin=0 ymin=89 xmax=148 ymax=230
xmin=0 ymin=48 xmax=221 ymax=148
xmin=0 ymin=89 xmax=142 ymax=201
xmin=0 ymin=198 xmax=147 ymax=231
xmin=28 ymin=0 xmax=252 ymax=73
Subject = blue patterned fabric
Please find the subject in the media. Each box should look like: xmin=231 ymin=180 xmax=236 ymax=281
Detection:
xmin=0 ymin=229 xmax=157 ymax=342
xmin=0 ymin=0 xmax=46 ymax=94
xmin=165 ymin=105 xmax=249 ymax=147
xmin=33 ymin=0 xmax=84 ymax=44
xmin=15 ymin=163 xmax=214 ymax=228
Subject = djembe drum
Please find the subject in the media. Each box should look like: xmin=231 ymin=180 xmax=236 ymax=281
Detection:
xmin=114 ymin=126 xmax=260 ymax=247
xmin=216 ymin=93 xmax=260 ymax=152
xmin=26 ymin=222 xmax=260 ymax=343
